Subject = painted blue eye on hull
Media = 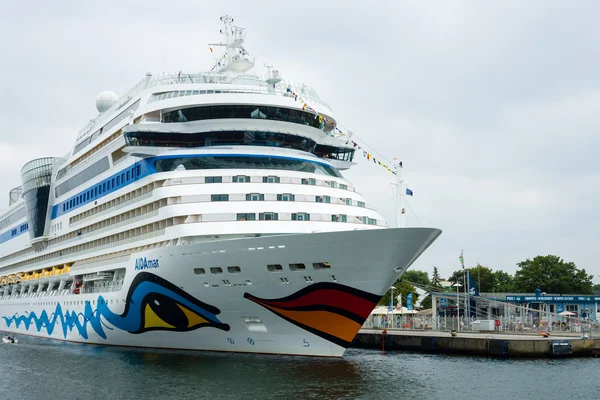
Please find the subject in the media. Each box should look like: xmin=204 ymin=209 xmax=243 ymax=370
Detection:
xmin=2 ymin=272 xmax=229 ymax=339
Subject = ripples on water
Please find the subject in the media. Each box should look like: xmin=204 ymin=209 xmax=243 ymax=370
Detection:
xmin=0 ymin=337 xmax=598 ymax=400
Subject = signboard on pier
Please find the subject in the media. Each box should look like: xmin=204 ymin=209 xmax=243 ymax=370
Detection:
xmin=505 ymin=296 xmax=600 ymax=303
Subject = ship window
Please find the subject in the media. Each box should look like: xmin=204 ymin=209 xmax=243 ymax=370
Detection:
xmin=277 ymin=193 xmax=294 ymax=202
xmin=313 ymin=262 xmax=331 ymax=270
xmin=267 ymin=264 xmax=283 ymax=272
xmin=237 ymin=213 xmax=256 ymax=221
xmin=330 ymin=181 xmax=338 ymax=188
xmin=193 ymin=268 xmax=205 ymax=275
xmin=259 ymin=212 xmax=278 ymax=221
xmin=345 ymin=198 xmax=352 ymax=205
xmin=340 ymin=184 xmax=348 ymax=190
xmin=161 ymin=105 xmax=325 ymax=130
xmin=302 ymin=178 xmax=316 ymax=185
xmin=126 ymin=171 xmax=130 ymax=181
xmin=368 ymin=218 xmax=377 ymax=225
xmin=227 ymin=266 xmax=241 ymax=274
xmin=125 ymin=130 xmax=317 ymax=153
xmin=101 ymin=100 xmax=140 ymax=136
xmin=233 ymin=175 xmax=250 ymax=183
xmin=103 ymin=182 xmax=107 ymax=192
xmin=332 ymin=215 xmax=338 ymax=222
xmin=358 ymin=201 xmax=365 ymax=208
xmin=211 ymin=194 xmax=229 ymax=202
xmin=205 ymin=176 xmax=222 ymax=183
xmin=116 ymin=176 xmax=120 ymax=185
xmin=246 ymin=193 xmax=264 ymax=201
xmin=153 ymin=156 xmax=341 ymax=178
xmin=210 ymin=267 xmax=223 ymax=274
xmin=292 ymin=213 xmax=310 ymax=221
xmin=289 ymin=263 xmax=306 ymax=271
xmin=55 ymin=157 xmax=110 ymax=198
xmin=263 ymin=176 xmax=280 ymax=183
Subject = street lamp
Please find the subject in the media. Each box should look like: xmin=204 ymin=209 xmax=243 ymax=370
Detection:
xmin=453 ymin=283 xmax=462 ymax=331
xmin=389 ymin=286 xmax=395 ymax=329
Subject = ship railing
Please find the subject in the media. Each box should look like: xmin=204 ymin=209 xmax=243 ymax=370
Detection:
xmin=11 ymin=229 xmax=166 ymax=272
xmin=70 ymin=191 xmax=153 ymax=227
xmin=62 ymin=210 xmax=160 ymax=245
xmin=145 ymin=73 xmax=330 ymax=109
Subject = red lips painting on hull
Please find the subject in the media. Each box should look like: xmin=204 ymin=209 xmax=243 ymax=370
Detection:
xmin=244 ymin=282 xmax=381 ymax=348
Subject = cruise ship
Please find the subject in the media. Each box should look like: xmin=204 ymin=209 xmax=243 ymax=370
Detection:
xmin=0 ymin=16 xmax=441 ymax=357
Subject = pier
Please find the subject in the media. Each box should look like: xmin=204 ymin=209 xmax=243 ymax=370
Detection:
xmin=352 ymin=329 xmax=600 ymax=357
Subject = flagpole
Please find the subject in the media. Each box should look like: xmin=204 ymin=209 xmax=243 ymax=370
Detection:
xmin=395 ymin=160 xmax=405 ymax=228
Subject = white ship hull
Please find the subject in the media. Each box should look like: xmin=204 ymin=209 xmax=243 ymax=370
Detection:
xmin=0 ymin=228 xmax=439 ymax=357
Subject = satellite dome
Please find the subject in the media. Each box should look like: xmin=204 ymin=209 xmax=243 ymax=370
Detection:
xmin=95 ymin=91 xmax=118 ymax=113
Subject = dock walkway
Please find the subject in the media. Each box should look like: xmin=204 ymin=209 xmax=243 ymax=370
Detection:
xmin=352 ymin=329 xmax=600 ymax=357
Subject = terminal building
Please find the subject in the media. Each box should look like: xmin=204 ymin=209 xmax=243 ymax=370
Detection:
xmin=432 ymin=288 xmax=600 ymax=322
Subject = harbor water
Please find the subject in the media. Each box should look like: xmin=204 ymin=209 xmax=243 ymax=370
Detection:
xmin=1 ymin=337 xmax=598 ymax=399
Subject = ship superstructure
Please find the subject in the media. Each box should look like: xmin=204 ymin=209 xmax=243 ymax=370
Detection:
xmin=0 ymin=16 xmax=440 ymax=356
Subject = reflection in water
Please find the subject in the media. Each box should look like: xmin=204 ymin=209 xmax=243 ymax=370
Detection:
xmin=0 ymin=337 xmax=598 ymax=400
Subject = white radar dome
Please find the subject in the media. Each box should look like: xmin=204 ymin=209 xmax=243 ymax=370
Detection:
xmin=95 ymin=91 xmax=118 ymax=113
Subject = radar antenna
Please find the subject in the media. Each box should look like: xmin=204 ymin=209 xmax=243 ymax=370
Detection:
xmin=208 ymin=15 xmax=255 ymax=74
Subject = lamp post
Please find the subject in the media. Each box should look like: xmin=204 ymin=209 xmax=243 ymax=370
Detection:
xmin=389 ymin=286 xmax=395 ymax=329
xmin=453 ymin=283 xmax=462 ymax=331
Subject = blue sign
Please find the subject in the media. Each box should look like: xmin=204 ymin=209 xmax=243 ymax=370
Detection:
xmin=439 ymin=298 xmax=448 ymax=308
xmin=407 ymin=293 xmax=413 ymax=311
xmin=557 ymin=304 xmax=564 ymax=313
xmin=505 ymin=296 xmax=600 ymax=303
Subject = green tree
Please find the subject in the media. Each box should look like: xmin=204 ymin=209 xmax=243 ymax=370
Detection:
xmin=378 ymin=281 xmax=418 ymax=307
xmin=448 ymin=269 xmax=466 ymax=287
xmin=493 ymin=270 xmax=514 ymax=292
xmin=431 ymin=266 xmax=442 ymax=288
xmin=594 ymin=283 xmax=600 ymax=293
xmin=448 ymin=264 xmax=497 ymax=293
xmin=403 ymin=269 xmax=430 ymax=309
xmin=513 ymin=255 xmax=593 ymax=294
xmin=403 ymin=269 xmax=429 ymax=286
xmin=470 ymin=264 xmax=496 ymax=292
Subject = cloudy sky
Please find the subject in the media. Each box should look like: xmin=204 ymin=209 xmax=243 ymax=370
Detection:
xmin=0 ymin=1 xmax=598 ymax=282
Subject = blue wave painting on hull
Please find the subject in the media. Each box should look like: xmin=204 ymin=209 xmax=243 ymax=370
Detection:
xmin=2 ymin=272 xmax=230 ymax=339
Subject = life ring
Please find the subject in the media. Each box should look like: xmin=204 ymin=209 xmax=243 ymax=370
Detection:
xmin=494 ymin=319 xmax=501 ymax=327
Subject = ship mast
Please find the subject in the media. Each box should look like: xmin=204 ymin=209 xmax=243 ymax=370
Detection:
xmin=208 ymin=15 xmax=255 ymax=75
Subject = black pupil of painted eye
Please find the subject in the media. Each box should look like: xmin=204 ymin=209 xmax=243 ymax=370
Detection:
xmin=145 ymin=293 xmax=189 ymax=328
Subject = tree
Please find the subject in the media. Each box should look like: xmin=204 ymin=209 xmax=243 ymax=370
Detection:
xmin=403 ymin=269 xmax=430 ymax=308
xmin=402 ymin=270 xmax=429 ymax=286
xmin=513 ymin=255 xmax=594 ymax=294
xmin=594 ymin=284 xmax=600 ymax=294
xmin=378 ymin=280 xmax=418 ymax=307
xmin=431 ymin=266 xmax=442 ymax=288
xmin=469 ymin=264 xmax=496 ymax=293
xmin=493 ymin=270 xmax=514 ymax=292
xmin=448 ymin=264 xmax=498 ymax=293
